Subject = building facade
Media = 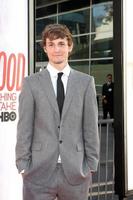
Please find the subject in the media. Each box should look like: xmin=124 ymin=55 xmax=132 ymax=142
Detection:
xmin=35 ymin=0 xmax=113 ymax=102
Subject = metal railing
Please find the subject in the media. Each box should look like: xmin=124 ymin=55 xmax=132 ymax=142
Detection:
xmin=89 ymin=119 xmax=118 ymax=200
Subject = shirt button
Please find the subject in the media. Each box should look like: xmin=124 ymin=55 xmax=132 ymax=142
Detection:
xmin=59 ymin=140 xmax=63 ymax=144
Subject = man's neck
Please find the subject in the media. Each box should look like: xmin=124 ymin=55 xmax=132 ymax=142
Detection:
xmin=49 ymin=61 xmax=67 ymax=71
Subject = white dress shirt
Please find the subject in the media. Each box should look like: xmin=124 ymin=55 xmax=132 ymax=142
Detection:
xmin=47 ymin=63 xmax=71 ymax=162
xmin=47 ymin=63 xmax=70 ymax=96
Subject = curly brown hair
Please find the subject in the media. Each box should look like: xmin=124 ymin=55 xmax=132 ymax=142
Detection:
xmin=40 ymin=24 xmax=73 ymax=48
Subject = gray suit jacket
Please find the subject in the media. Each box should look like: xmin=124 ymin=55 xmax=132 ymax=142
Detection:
xmin=15 ymin=68 xmax=99 ymax=185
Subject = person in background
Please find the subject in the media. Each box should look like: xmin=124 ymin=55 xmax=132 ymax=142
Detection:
xmin=15 ymin=23 xmax=99 ymax=200
xmin=102 ymin=73 xmax=114 ymax=119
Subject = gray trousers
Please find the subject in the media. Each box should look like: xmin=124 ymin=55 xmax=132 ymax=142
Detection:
xmin=23 ymin=164 xmax=91 ymax=200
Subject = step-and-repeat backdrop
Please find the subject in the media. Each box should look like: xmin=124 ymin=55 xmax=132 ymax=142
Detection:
xmin=0 ymin=0 xmax=28 ymax=199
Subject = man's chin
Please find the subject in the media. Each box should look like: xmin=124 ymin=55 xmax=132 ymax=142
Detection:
xmin=53 ymin=60 xmax=64 ymax=64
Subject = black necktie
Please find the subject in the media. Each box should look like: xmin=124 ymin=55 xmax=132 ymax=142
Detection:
xmin=57 ymin=72 xmax=65 ymax=117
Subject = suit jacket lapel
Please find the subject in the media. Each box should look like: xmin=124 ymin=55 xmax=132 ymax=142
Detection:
xmin=38 ymin=68 xmax=77 ymax=121
xmin=61 ymin=69 xmax=77 ymax=120
xmin=38 ymin=69 xmax=60 ymax=117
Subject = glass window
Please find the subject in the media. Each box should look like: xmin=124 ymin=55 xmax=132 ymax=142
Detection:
xmin=69 ymin=61 xmax=89 ymax=74
xmin=36 ymin=0 xmax=47 ymax=7
xmin=91 ymin=2 xmax=113 ymax=33
xmin=58 ymin=9 xmax=90 ymax=34
xmin=91 ymin=34 xmax=113 ymax=58
xmin=36 ymin=5 xmax=57 ymax=18
xmin=36 ymin=17 xmax=56 ymax=40
xmin=36 ymin=0 xmax=58 ymax=7
xmin=35 ymin=0 xmax=114 ymax=96
xmin=90 ymin=59 xmax=113 ymax=86
xmin=35 ymin=42 xmax=48 ymax=62
xmin=59 ymin=0 xmax=90 ymax=13
xmin=70 ymin=35 xmax=89 ymax=60
xmin=92 ymin=0 xmax=112 ymax=4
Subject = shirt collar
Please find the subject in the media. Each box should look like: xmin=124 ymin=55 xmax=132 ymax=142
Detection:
xmin=47 ymin=63 xmax=71 ymax=78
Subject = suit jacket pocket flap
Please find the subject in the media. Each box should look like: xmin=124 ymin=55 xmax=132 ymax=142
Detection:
xmin=76 ymin=143 xmax=83 ymax=152
xmin=32 ymin=142 xmax=42 ymax=151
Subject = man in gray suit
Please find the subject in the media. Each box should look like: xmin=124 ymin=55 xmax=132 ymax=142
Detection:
xmin=16 ymin=24 xmax=99 ymax=200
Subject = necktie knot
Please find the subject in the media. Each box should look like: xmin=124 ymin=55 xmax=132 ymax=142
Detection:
xmin=58 ymin=72 xmax=63 ymax=79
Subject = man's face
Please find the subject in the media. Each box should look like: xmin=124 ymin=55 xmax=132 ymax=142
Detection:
xmin=44 ymin=37 xmax=73 ymax=67
xmin=107 ymin=75 xmax=112 ymax=83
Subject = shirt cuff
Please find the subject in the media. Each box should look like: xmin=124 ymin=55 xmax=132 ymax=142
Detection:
xmin=20 ymin=169 xmax=25 ymax=174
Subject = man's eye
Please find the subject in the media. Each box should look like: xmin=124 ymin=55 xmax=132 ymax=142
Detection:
xmin=59 ymin=43 xmax=65 ymax=46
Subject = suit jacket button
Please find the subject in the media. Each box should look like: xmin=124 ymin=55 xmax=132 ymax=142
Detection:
xmin=59 ymin=140 xmax=62 ymax=144
xmin=58 ymin=126 xmax=60 ymax=129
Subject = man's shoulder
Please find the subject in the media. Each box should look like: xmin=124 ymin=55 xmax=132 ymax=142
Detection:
xmin=72 ymin=69 xmax=93 ymax=81
xmin=24 ymin=69 xmax=46 ymax=82
xmin=111 ymin=82 xmax=114 ymax=86
xmin=102 ymin=82 xmax=107 ymax=87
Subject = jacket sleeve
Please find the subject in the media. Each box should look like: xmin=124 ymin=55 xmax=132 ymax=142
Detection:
xmin=83 ymin=76 xmax=100 ymax=171
xmin=15 ymin=78 xmax=34 ymax=173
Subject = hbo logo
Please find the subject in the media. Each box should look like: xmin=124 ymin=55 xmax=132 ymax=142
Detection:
xmin=0 ymin=112 xmax=16 ymax=122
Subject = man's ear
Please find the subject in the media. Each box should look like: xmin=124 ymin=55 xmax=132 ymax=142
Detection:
xmin=69 ymin=43 xmax=73 ymax=55
xmin=43 ymin=47 xmax=47 ymax=53
xmin=69 ymin=43 xmax=73 ymax=53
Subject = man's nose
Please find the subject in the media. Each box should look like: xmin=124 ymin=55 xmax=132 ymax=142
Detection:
xmin=54 ymin=45 xmax=60 ymax=51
